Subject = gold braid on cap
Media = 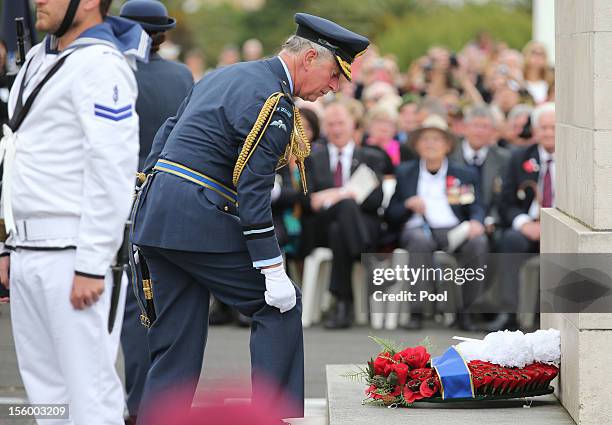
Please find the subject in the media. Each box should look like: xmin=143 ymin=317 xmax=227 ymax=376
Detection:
xmin=233 ymin=92 xmax=312 ymax=194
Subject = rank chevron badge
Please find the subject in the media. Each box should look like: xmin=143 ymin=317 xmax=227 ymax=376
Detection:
xmin=94 ymin=103 xmax=133 ymax=122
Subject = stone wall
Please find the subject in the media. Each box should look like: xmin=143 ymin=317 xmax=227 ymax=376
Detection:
xmin=542 ymin=1 xmax=612 ymax=423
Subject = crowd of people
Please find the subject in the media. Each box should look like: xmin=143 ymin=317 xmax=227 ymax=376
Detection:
xmin=182 ymin=34 xmax=557 ymax=332
xmin=0 ymin=25 xmax=557 ymax=334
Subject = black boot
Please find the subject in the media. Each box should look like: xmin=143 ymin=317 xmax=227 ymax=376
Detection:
xmin=484 ymin=313 xmax=519 ymax=331
xmin=402 ymin=313 xmax=423 ymax=330
xmin=235 ymin=312 xmax=252 ymax=328
xmin=209 ymin=299 xmax=233 ymax=325
xmin=456 ymin=313 xmax=478 ymax=331
xmin=324 ymin=300 xmax=353 ymax=329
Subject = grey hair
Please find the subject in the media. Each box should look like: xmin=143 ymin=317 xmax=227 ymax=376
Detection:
xmin=531 ymin=102 xmax=555 ymax=128
xmin=464 ymin=104 xmax=496 ymax=125
xmin=416 ymin=97 xmax=446 ymax=118
xmin=508 ymin=103 xmax=534 ymax=123
xmin=280 ymin=35 xmax=335 ymax=64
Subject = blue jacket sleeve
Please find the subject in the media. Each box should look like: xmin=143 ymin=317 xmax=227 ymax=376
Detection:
xmin=234 ymin=97 xmax=294 ymax=268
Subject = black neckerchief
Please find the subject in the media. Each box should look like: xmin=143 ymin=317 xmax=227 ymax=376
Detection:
xmin=8 ymin=52 xmax=73 ymax=132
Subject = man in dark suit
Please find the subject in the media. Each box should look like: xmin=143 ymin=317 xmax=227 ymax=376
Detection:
xmin=386 ymin=115 xmax=488 ymax=330
xmin=449 ymin=104 xmax=511 ymax=331
xmin=131 ymin=13 xmax=369 ymax=421
xmin=302 ymin=100 xmax=386 ymax=329
xmin=449 ymin=104 xmax=510 ymax=234
xmin=495 ymin=102 xmax=556 ymax=329
xmin=118 ymin=2 xmax=194 ymax=424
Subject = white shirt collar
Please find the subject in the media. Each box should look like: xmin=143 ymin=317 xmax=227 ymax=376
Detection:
xmin=462 ymin=139 xmax=488 ymax=165
xmin=277 ymin=56 xmax=294 ymax=95
xmin=538 ymin=144 xmax=553 ymax=163
xmin=419 ymin=158 xmax=448 ymax=178
xmin=329 ymin=141 xmax=354 ymax=157
xmin=328 ymin=141 xmax=355 ymax=185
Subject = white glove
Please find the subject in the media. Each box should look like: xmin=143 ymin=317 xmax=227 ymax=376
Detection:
xmin=261 ymin=264 xmax=296 ymax=313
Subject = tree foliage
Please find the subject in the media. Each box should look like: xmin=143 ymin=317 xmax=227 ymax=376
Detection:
xmin=377 ymin=1 xmax=532 ymax=70
xmin=164 ymin=0 xmax=531 ymax=69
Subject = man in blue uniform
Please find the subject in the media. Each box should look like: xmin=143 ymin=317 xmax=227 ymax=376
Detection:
xmin=118 ymin=2 xmax=194 ymax=424
xmin=131 ymin=13 xmax=368 ymax=421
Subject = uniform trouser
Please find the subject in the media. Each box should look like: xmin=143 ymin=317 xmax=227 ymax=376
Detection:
xmin=497 ymin=229 xmax=540 ymax=312
xmin=120 ymin=271 xmax=149 ymax=416
xmin=9 ymin=249 xmax=126 ymax=425
xmin=136 ymin=246 xmax=304 ymax=423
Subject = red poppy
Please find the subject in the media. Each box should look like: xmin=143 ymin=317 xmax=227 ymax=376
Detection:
xmin=373 ymin=352 xmax=394 ymax=376
xmin=410 ymin=367 xmax=434 ymax=380
xmin=392 ymin=363 xmax=410 ymax=386
xmin=522 ymin=158 xmax=539 ymax=173
xmin=446 ymin=175 xmax=458 ymax=188
xmin=521 ymin=366 xmax=542 ymax=390
xmin=402 ymin=386 xmax=424 ymax=404
xmin=365 ymin=385 xmax=383 ymax=399
xmin=492 ymin=375 xmax=509 ymax=394
xmin=395 ymin=346 xmax=431 ymax=369
xmin=420 ymin=377 xmax=440 ymax=398
xmin=390 ymin=385 xmax=402 ymax=397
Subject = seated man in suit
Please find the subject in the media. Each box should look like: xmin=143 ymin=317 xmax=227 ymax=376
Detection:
xmin=496 ymin=102 xmax=556 ymax=329
xmin=386 ymin=115 xmax=488 ymax=330
xmin=302 ymin=100 xmax=386 ymax=329
xmin=450 ymin=105 xmax=510 ymax=235
xmin=449 ymin=105 xmax=511 ymax=331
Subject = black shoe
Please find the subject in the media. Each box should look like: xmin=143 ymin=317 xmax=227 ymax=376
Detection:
xmin=236 ymin=312 xmax=252 ymax=328
xmin=483 ymin=313 xmax=519 ymax=332
xmin=324 ymin=300 xmax=353 ymax=329
xmin=125 ymin=415 xmax=137 ymax=425
xmin=209 ymin=301 xmax=233 ymax=325
xmin=456 ymin=313 xmax=478 ymax=331
xmin=401 ymin=313 xmax=423 ymax=330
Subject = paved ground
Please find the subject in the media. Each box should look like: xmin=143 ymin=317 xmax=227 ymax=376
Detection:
xmin=1 ymin=303 xmax=486 ymax=399
xmin=2 ymin=305 xmax=570 ymax=424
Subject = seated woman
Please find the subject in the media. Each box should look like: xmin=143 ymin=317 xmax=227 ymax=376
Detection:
xmin=364 ymin=102 xmax=401 ymax=174
xmin=385 ymin=115 xmax=488 ymax=331
xmin=271 ymin=157 xmax=308 ymax=265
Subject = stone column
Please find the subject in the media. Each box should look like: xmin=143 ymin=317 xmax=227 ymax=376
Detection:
xmin=533 ymin=0 xmax=556 ymax=64
xmin=542 ymin=1 xmax=612 ymax=424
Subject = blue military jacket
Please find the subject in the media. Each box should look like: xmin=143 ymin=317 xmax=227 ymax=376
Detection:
xmin=133 ymin=57 xmax=296 ymax=268
xmin=134 ymin=52 xmax=193 ymax=171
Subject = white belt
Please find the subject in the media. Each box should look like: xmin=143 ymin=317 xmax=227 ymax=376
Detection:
xmin=0 ymin=124 xmax=17 ymax=236
xmin=13 ymin=217 xmax=80 ymax=242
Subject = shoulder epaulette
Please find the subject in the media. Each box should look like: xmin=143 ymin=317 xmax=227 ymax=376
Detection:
xmin=233 ymin=92 xmax=311 ymax=194
xmin=233 ymin=92 xmax=284 ymax=188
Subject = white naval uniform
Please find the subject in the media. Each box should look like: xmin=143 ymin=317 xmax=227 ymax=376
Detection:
xmin=1 ymin=34 xmax=140 ymax=425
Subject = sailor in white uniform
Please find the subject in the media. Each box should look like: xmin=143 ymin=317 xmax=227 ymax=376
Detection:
xmin=0 ymin=1 xmax=149 ymax=423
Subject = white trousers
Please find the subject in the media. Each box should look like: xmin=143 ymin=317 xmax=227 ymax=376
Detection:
xmin=9 ymin=249 xmax=127 ymax=425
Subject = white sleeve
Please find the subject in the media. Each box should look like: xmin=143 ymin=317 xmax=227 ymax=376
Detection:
xmin=512 ymin=213 xmax=533 ymax=232
xmin=71 ymin=50 xmax=139 ymax=277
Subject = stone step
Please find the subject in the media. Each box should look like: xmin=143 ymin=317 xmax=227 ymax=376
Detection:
xmin=326 ymin=365 xmax=576 ymax=425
